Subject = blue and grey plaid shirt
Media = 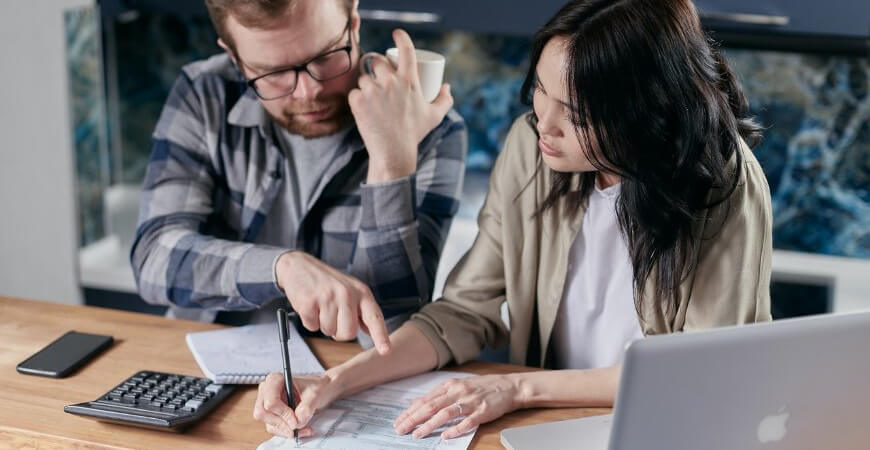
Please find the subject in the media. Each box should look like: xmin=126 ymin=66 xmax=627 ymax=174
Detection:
xmin=131 ymin=54 xmax=467 ymax=322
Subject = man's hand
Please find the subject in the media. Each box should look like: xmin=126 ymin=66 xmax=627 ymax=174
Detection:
xmin=276 ymin=251 xmax=391 ymax=355
xmin=349 ymin=29 xmax=454 ymax=183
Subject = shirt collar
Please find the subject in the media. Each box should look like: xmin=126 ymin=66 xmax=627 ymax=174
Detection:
xmin=227 ymin=89 xmax=270 ymax=130
xmin=343 ymin=125 xmax=366 ymax=154
xmin=593 ymin=180 xmax=621 ymax=198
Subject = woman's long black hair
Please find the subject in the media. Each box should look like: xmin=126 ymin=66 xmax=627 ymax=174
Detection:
xmin=522 ymin=0 xmax=762 ymax=319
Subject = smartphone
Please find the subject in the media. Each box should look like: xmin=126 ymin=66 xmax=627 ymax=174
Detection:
xmin=16 ymin=331 xmax=113 ymax=378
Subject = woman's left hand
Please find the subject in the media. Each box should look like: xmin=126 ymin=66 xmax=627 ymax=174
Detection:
xmin=393 ymin=374 xmax=522 ymax=440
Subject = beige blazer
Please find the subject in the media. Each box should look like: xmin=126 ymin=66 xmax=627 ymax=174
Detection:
xmin=410 ymin=114 xmax=773 ymax=368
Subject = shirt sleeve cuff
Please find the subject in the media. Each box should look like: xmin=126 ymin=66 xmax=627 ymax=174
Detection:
xmin=236 ymin=245 xmax=288 ymax=306
xmin=360 ymin=174 xmax=417 ymax=230
xmin=408 ymin=315 xmax=455 ymax=369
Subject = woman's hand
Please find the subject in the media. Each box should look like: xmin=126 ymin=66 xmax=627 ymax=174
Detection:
xmin=393 ymin=374 xmax=523 ymax=440
xmin=253 ymin=372 xmax=344 ymax=438
xmin=253 ymin=323 xmax=443 ymax=439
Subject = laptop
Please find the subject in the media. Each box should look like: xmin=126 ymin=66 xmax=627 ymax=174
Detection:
xmin=501 ymin=311 xmax=870 ymax=450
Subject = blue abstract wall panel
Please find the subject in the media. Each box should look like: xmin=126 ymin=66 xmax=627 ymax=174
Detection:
xmin=65 ymin=7 xmax=106 ymax=246
xmin=67 ymin=9 xmax=869 ymax=258
xmin=725 ymin=50 xmax=870 ymax=258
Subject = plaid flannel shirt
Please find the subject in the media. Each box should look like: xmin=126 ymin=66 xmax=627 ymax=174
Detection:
xmin=131 ymin=54 xmax=467 ymax=322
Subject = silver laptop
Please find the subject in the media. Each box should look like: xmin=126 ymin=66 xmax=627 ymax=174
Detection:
xmin=501 ymin=311 xmax=870 ymax=450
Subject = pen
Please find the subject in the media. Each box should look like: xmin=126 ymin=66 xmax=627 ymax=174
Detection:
xmin=276 ymin=308 xmax=299 ymax=446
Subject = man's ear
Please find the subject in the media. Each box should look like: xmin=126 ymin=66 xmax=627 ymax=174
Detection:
xmin=217 ymin=38 xmax=236 ymax=63
xmin=350 ymin=0 xmax=361 ymax=44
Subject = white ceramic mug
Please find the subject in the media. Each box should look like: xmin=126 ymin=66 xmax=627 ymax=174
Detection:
xmin=385 ymin=48 xmax=446 ymax=103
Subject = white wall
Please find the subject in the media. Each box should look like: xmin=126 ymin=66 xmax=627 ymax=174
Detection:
xmin=0 ymin=0 xmax=93 ymax=304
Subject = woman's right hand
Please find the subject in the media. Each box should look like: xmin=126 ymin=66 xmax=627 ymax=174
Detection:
xmin=253 ymin=323 xmax=441 ymax=438
xmin=253 ymin=372 xmax=343 ymax=438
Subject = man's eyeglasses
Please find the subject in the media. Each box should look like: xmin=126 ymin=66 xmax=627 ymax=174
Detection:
xmin=243 ymin=19 xmax=354 ymax=101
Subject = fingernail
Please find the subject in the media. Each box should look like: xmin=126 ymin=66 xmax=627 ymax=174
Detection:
xmin=378 ymin=344 xmax=390 ymax=353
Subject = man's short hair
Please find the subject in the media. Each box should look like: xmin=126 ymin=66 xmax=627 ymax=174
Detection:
xmin=205 ymin=0 xmax=354 ymax=51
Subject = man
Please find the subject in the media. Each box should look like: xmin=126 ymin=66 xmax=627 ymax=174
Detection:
xmin=130 ymin=0 xmax=467 ymax=353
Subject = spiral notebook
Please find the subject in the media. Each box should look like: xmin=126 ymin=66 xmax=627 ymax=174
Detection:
xmin=185 ymin=323 xmax=325 ymax=384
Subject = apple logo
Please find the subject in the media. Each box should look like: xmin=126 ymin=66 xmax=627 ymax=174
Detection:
xmin=757 ymin=407 xmax=789 ymax=444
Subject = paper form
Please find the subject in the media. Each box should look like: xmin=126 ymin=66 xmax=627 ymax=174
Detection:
xmin=257 ymin=371 xmax=478 ymax=450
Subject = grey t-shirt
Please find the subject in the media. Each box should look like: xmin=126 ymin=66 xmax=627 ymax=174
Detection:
xmin=248 ymin=124 xmax=352 ymax=324
xmin=256 ymin=124 xmax=353 ymax=249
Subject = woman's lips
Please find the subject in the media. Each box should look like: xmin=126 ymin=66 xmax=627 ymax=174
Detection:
xmin=538 ymin=139 xmax=562 ymax=157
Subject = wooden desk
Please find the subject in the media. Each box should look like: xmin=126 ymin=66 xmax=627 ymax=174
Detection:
xmin=0 ymin=296 xmax=609 ymax=449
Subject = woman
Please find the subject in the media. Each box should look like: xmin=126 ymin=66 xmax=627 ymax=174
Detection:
xmin=254 ymin=0 xmax=772 ymax=440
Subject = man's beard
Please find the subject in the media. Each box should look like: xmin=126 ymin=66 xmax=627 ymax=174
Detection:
xmin=269 ymin=94 xmax=353 ymax=138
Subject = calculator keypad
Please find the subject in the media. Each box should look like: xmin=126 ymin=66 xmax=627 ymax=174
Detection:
xmin=65 ymin=370 xmax=235 ymax=431
xmin=98 ymin=371 xmax=224 ymax=415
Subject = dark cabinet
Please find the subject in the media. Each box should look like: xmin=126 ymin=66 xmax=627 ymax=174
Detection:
xmin=355 ymin=0 xmax=869 ymax=53
xmin=357 ymin=1 xmax=869 ymax=40
xmin=356 ymin=0 xmax=565 ymax=36
xmin=694 ymin=0 xmax=869 ymax=38
xmin=99 ymin=0 xmax=569 ymax=35
xmin=100 ymin=0 xmax=869 ymax=41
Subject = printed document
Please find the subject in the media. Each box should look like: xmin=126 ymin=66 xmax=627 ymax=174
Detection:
xmin=257 ymin=371 xmax=478 ymax=450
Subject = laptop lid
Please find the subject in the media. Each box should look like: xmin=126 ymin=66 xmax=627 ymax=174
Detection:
xmin=609 ymin=311 xmax=870 ymax=450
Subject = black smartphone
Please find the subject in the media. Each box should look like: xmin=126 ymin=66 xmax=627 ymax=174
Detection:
xmin=16 ymin=331 xmax=113 ymax=378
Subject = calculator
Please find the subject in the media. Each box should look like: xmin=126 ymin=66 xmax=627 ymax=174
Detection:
xmin=64 ymin=370 xmax=235 ymax=431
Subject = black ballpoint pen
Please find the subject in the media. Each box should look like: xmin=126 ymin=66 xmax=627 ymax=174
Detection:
xmin=276 ymin=308 xmax=299 ymax=446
